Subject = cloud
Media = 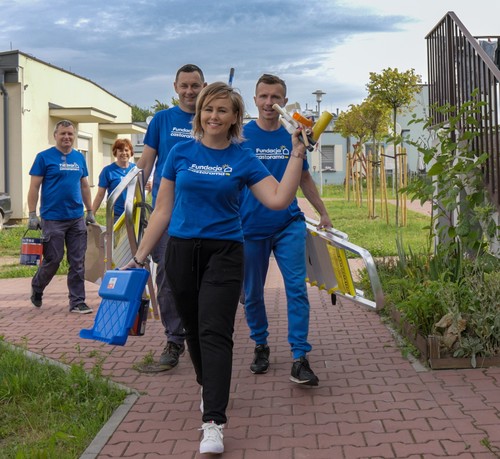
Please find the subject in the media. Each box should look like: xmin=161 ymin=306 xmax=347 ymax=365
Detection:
xmin=5 ymin=0 xmax=496 ymax=116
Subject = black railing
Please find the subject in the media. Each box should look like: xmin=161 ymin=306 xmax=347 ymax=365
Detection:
xmin=426 ymin=11 xmax=500 ymax=213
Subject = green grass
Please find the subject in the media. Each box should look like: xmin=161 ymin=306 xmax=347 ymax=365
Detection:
xmin=0 ymin=225 xmax=32 ymax=258
xmin=322 ymin=199 xmax=431 ymax=257
xmin=299 ymin=184 xmax=431 ymax=256
xmin=0 ymin=339 xmax=128 ymax=458
xmin=299 ymin=183 xmax=398 ymax=200
xmin=1 ymin=197 xmax=429 ymax=277
xmin=0 ymin=208 xmax=128 ymax=458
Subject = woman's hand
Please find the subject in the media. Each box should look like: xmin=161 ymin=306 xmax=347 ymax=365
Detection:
xmin=291 ymin=128 xmax=307 ymax=159
xmin=121 ymin=256 xmax=148 ymax=270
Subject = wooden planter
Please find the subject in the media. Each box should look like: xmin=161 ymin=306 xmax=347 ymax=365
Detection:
xmin=389 ymin=309 xmax=500 ymax=370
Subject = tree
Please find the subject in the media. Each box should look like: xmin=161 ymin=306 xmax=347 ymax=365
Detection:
xmin=131 ymin=98 xmax=176 ymax=122
xmin=152 ymin=99 xmax=170 ymax=112
xmin=334 ymin=103 xmax=371 ymax=205
xmin=366 ymin=68 xmax=422 ymax=226
xmin=358 ymin=99 xmax=391 ymax=218
xmin=132 ymin=104 xmax=154 ymax=122
xmin=334 ymin=103 xmax=371 ymax=145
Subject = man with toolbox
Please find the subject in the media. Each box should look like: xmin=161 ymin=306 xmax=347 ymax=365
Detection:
xmin=27 ymin=120 xmax=95 ymax=314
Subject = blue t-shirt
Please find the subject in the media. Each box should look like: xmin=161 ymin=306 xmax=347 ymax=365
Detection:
xmin=162 ymin=139 xmax=271 ymax=242
xmin=29 ymin=146 xmax=89 ymax=221
xmin=143 ymin=105 xmax=195 ymax=206
xmin=239 ymin=120 xmax=308 ymax=239
xmin=97 ymin=162 xmax=135 ymax=217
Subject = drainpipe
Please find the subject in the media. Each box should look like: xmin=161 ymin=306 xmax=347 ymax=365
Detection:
xmin=0 ymin=70 xmax=9 ymax=194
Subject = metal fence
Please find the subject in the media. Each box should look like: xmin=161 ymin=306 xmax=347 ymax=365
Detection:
xmin=426 ymin=11 xmax=500 ymax=213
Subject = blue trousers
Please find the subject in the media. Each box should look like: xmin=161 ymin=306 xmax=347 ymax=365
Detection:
xmin=244 ymin=217 xmax=312 ymax=359
xmin=32 ymin=217 xmax=87 ymax=310
xmin=152 ymin=231 xmax=185 ymax=346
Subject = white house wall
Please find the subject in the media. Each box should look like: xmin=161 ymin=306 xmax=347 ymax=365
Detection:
xmin=2 ymin=52 xmax=135 ymax=220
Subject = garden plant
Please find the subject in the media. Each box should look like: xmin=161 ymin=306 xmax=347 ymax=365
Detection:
xmin=362 ymin=94 xmax=500 ymax=367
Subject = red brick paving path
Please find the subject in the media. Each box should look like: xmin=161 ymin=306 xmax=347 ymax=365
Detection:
xmin=1 ymin=198 xmax=499 ymax=458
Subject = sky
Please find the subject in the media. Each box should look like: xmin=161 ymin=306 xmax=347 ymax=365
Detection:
xmin=1 ymin=0 xmax=499 ymax=117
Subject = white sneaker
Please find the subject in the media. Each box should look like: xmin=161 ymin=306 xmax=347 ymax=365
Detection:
xmin=199 ymin=421 xmax=224 ymax=454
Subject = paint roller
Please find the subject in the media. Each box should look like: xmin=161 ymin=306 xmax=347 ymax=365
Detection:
xmin=312 ymin=111 xmax=334 ymax=140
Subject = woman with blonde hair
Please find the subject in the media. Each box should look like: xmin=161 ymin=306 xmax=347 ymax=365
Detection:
xmin=125 ymin=82 xmax=307 ymax=454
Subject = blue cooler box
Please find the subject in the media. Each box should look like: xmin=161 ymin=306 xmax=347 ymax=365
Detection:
xmin=80 ymin=268 xmax=149 ymax=345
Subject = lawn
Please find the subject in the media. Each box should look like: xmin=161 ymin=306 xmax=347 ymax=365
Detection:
xmin=0 ymin=340 xmax=128 ymax=458
xmin=322 ymin=198 xmax=431 ymax=257
xmin=0 ymin=191 xmax=430 ymax=277
xmin=0 ymin=208 xmax=131 ymax=458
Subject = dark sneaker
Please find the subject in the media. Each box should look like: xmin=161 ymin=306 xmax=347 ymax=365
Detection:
xmin=31 ymin=289 xmax=43 ymax=308
xmin=159 ymin=342 xmax=185 ymax=369
xmin=250 ymin=344 xmax=270 ymax=374
xmin=70 ymin=303 xmax=93 ymax=314
xmin=290 ymin=356 xmax=319 ymax=386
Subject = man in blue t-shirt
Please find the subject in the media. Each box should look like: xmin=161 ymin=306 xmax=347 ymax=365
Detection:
xmin=240 ymin=74 xmax=333 ymax=386
xmin=28 ymin=120 xmax=96 ymax=314
xmin=136 ymin=64 xmax=207 ymax=370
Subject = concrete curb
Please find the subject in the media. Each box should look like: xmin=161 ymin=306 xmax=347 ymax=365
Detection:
xmin=79 ymin=392 xmax=139 ymax=459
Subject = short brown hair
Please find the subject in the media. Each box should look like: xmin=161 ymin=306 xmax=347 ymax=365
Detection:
xmin=192 ymin=82 xmax=245 ymax=143
xmin=255 ymin=74 xmax=287 ymax=96
xmin=176 ymin=64 xmax=205 ymax=83
xmin=112 ymin=138 xmax=134 ymax=158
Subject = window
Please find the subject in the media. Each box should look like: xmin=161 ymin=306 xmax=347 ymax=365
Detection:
xmin=77 ymin=137 xmax=89 ymax=161
xmin=320 ymin=145 xmax=336 ymax=171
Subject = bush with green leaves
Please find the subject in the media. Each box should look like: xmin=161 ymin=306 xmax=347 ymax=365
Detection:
xmin=358 ymin=93 xmax=500 ymax=363
xmin=406 ymin=89 xmax=499 ymax=278
xmin=360 ymin=252 xmax=500 ymax=362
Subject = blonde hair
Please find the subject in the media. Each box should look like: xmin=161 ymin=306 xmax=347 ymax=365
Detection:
xmin=192 ymin=82 xmax=245 ymax=143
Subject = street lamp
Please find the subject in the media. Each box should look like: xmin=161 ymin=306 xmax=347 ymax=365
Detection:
xmin=312 ymin=89 xmax=326 ymax=116
xmin=312 ymin=90 xmax=326 ymax=195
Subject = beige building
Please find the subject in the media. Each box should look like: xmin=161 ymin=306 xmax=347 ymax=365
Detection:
xmin=0 ymin=50 xmax=146 ymax=220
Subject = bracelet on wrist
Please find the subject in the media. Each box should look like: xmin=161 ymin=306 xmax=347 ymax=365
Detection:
xmin=133 ymin=256 xmax=147 ymax=267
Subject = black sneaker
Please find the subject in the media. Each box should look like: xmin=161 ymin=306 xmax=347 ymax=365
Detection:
xmin=290 ymin=356 xmax=319 ymax=386
xmin=31 ymin=289 xmax=43 ymax=308
xmin=70 ymin=303 xmax=93 ymax=314
xmin=250 ymin=344 xmax=270 ymax=374
xmin=159 ymin=342 xmax=185 ymax=369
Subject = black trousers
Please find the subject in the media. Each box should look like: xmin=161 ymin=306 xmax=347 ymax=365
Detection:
xmin=165 ymin=237 xmax=243 ymax=424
